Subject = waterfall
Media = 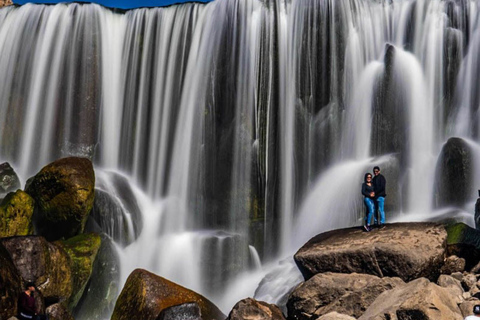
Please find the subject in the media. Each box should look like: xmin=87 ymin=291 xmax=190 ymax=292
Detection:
xmin=1 ymin=0 xmax=480 ymax=316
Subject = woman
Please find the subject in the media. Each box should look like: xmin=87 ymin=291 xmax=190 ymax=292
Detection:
xmin=361 ymin=173 xmax=375 ymax=232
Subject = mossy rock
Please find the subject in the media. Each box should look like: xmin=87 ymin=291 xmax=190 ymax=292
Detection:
xmin=0 ymin=190 xmax=35 ymax=237
xmin=46 ymin=302 xmax=75 ymax=320
xmin=26 ymin=157 xmax=95 ymax=241
xmin=111 ymin=269 xmax=225 ymax=320
xmin=0 ymin=242 xmax=22 ymax=319
xmin=56 ymin=233 xmax=101 ymax=309
xmin=446 ymin=223 xmax=480 ymax=269
xmin=0 ymin=236 xmax=73 ymax=302
xmin=74 ymin=233 xmax=120 ymax=320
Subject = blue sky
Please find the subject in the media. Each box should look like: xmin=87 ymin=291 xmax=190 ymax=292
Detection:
xmin=13 ymin=0 xmax=212 ymax=9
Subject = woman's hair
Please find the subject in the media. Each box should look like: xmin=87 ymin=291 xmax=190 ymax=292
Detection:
xmin=25 ymin=282 xmax=35 ymax=289
xmin=364 ymin=173 xmax=372 ymax=182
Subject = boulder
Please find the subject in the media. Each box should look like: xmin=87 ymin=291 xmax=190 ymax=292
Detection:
xmin=88 ymin=188 xmax=138 ymax=246
xmin=0 ymin=162 xmax=20 ymax=195
xmin=437 ymin=275 xmax=463 ymax=301
xmin=0 ymin=236 xmax=73 ymax=302
xmin=358 ymin=278 xmax=463 ymax=320
xmin=46 ymin=303 xmax=74 ymax=320
xmin=227 ymin=298 xmax=285 ymax=320
xmin=317 ymin=312 xmax=356 ymax=320
xmin=56 ymin=233 xmax=101 ymax=308
xmin=287 ymin=273 xmax=404 ymax=319
xmin=294 ymin=223 xmax=446 ymax=281
xmin=111 ymin=269 xmax=225 ymax=320
xmin=440 ymin=255 xmax=466 ymax=274
xmin=73 ymin=234 xmax=120 ymax=320
xmin=0 ymin=190 xmax=35 ymax=237
xmin=89 ymin=171 xmax=143 ymax=246
xmin=157 ymin=302 xmax=202 ymax=320
xmin=0 ymin=242 xmax=22 ymax=320
xmin=446 ymin=223 xmax=480 ymax=269
xmin=26 ymin=157 xmax=95 ymax=241
xmin=475 ymin=197 xmax=480 ymax=229
xmin=434 ymin=137 xmax=473 ymax=208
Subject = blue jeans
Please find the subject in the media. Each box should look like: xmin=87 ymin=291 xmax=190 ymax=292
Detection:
xmin=375 ymin=197 xmax=385 ymax=224
xmin=364 ymin=197 xmax=375 ymax=226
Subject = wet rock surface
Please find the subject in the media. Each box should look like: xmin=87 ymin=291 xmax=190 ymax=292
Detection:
xmin=111 ymin=269 xmax=225 ymax=320
xmin=26 ymin=157 xmax=95 ymax=241
xmin=0 ymin=190 xmax=35 ymax=237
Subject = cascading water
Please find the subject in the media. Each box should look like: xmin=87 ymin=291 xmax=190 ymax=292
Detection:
xmin=2 ymin=0 xmax=480 ymax=317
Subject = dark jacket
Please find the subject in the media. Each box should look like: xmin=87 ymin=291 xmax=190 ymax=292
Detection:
xmin=18 ymin=292 xmax=35 ymax=317
xmin=372 ymin=174 xmax=386 ymax=198
xmin=362 ymin=183 xmax=375 ymax=199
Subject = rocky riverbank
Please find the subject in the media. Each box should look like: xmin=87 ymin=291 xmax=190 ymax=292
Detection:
xmin=2 ymin=157 xmax=480 ymax=320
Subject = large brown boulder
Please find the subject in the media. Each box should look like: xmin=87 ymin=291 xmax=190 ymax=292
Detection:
xmin=227 ymin=298 xmax=285 ymax=320
xmin=294 ymin=223 xmax=446 ymax=281
xmin=0 ymin=236 xmax=73 ymax=302
xmin=0 ymin=242 xmax=22 ymax=319
xmin=55 ymin=233 xmax=101 ymax=308
xmin=157 ymin=302 xmax=202 ymax=320
xmin=287 ymin=273 xmax=404 ymax=319
xmin=0 ymin=190 xmax=35 ymax=237
xmin=358 ymin=278 xmax=463 ymax=320
xmin=111 ymin=269 xmax=225 ymax=320
xmin=26 ymin=157 xmax=95 ymax=241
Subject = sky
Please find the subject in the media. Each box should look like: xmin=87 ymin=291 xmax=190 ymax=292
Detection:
xmin=13 ymin=0 xmax=212 ymax=9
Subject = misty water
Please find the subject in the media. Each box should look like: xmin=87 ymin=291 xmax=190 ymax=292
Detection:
xmin=0 ymin=0 xmax=479 ymax=317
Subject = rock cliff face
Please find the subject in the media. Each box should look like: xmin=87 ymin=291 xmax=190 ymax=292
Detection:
xmin=0 ymin=0 xmax=12 ymax=7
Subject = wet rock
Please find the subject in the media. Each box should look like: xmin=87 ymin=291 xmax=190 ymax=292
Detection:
xmin=88 ymin=189 xmax=138 ymax=246
xmin=157 ymin=302 xmax=202 ymax=320
xmin=0 ymin=162 xmax=20 ymax=195
xmin=434 ymin=137 xmax=473 ymax=208
xmin=441 ymin=255 xmax=466 ymax=274
xmin=294 ymin=223 xmax=446 ymax=282
xmin=0 ymin=190 xmax=35 ymax=237
xmin=227 ymin=298 xmax=285 ymax=320
xmin=0 ymin=242 xmax=22 ymax=320
xmin=287 ymin=272 xmax=404 ymax=319
xmin=446 ymin=223 xmax=480 ymax=269
xmin=111 ymin=269 xmax=225 ymax=320
xmin=91 ymin=171 xmax=143 ymax=246
xmin=46 ymin=303 xmax=74 ymax=320
xmin=358 ymin=278 xmax=463 ymax=320
xmin=0 ymin=236 xmax=73 ymax=303
xmin=74 ymin=234 xmax=120 ymax=320
xmin=475 ymin=198 xmax=480 ymax=229
xmin=56 ymin=233 xmax=101 ymax=308
xmin=26 ymin=157 xmax=95 ymax=241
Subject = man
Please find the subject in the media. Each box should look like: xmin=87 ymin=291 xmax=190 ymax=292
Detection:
xmin=18 ymin=282 xmax=47 ymax=320
xmin=465 ymin=305 xmax=480 ymax=319
xmin=372 ymin=166 xmax=386 ymax=228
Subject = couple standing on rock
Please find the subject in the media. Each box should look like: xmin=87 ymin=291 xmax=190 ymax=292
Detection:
xmin=361 ymin=166 xmax=386 ymax=232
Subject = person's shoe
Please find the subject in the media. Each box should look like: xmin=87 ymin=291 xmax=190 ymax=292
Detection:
xmin=363 ymin=225 xmax=371 ymax=232
xmin=379 ymin=224 xmax=385 ymax=229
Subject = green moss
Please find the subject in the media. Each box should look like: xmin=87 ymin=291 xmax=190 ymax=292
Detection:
xmin=446 ymin=223 xmax=468 ymax=245
xmin=0 ymin=190 xmax=34 ymax=237
xmin=56 ymin=233 xmax=101 ymax=309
